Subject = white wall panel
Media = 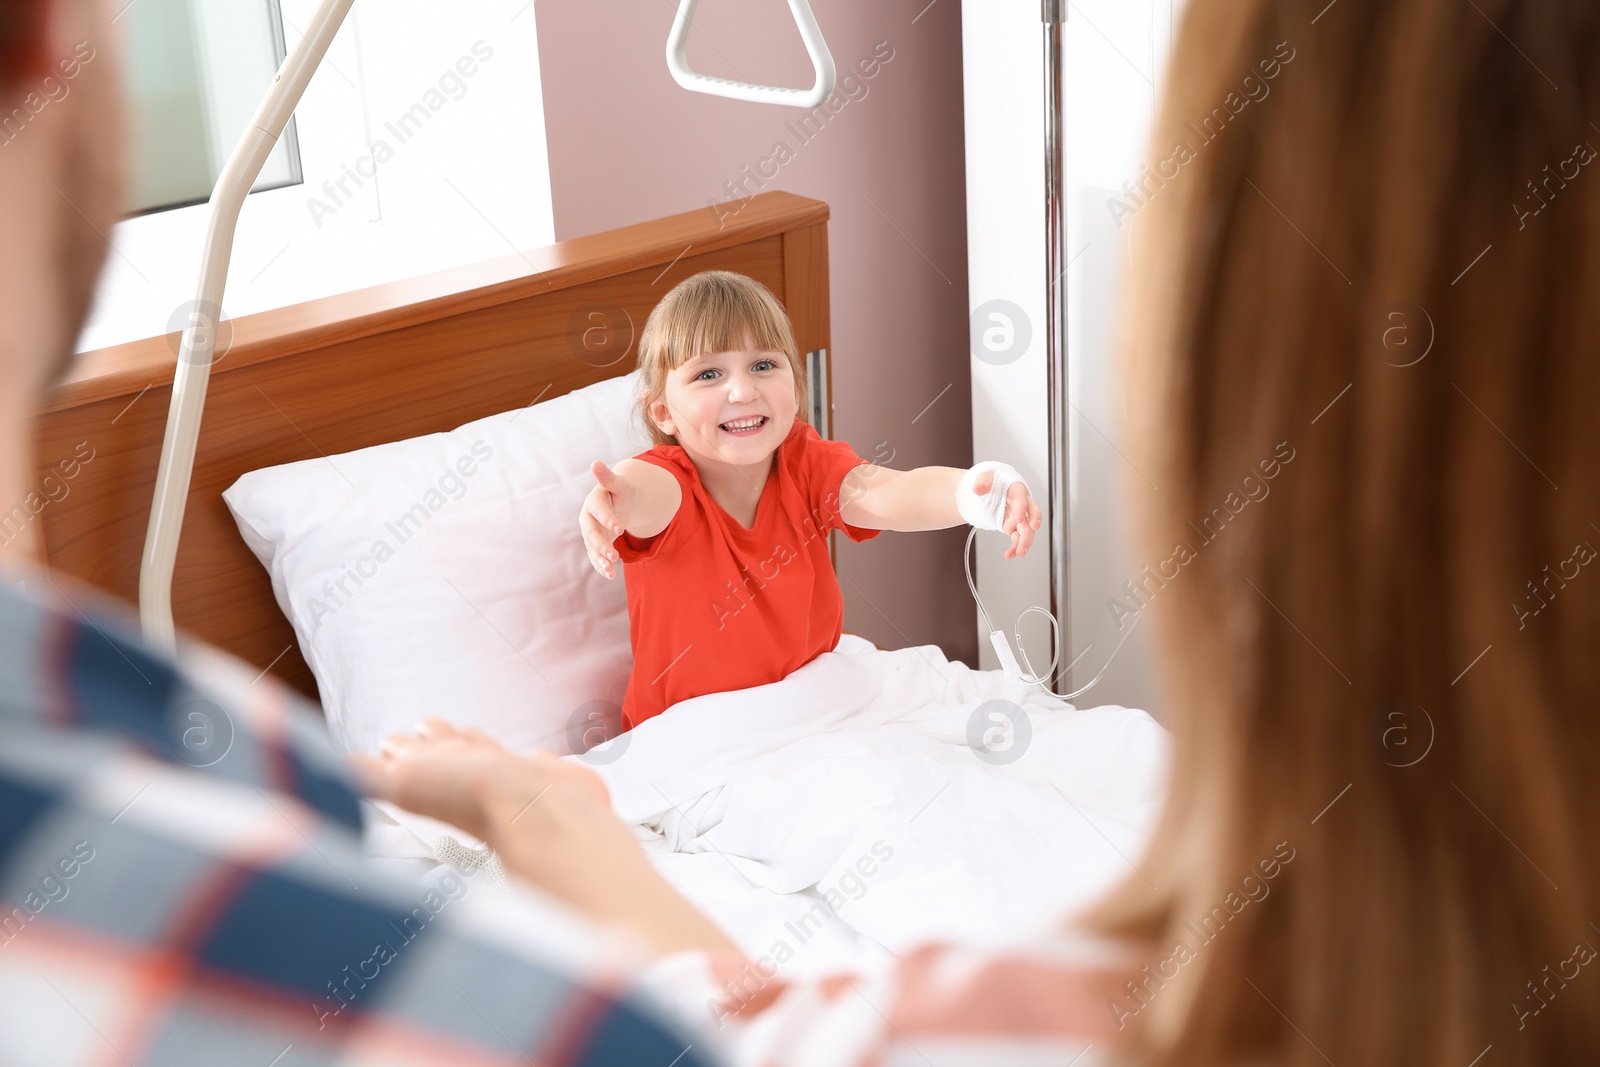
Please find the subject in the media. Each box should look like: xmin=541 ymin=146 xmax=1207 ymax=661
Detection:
xmin=962 ymin=0 xmax=1185 ymax=716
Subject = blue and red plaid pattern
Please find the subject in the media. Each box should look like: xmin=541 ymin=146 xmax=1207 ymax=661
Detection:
xmin=0 ymin=565 xmax=719 ymax=1067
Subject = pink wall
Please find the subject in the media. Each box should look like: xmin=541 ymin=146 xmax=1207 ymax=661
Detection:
xmin=535 ymin=0 xmax=978 ymax=665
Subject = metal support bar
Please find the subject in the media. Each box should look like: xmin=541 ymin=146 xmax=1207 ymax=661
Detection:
xmin=666 ymin=0 xmax=836 ymax=108
xmin=806 ymin=347 xmax=830 ymax=439
xmin=139 ymin=0 xmax=356 ymax=650
xmin=1042 ymin=0 xmax=1071 ymax=689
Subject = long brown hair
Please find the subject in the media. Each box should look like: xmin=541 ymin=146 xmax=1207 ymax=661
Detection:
xmin=1080 ymin=1 xmax=1600 ymax=1063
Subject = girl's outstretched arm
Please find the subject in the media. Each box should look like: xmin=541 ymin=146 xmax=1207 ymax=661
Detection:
xmin=579 ymin=458 xmax=683 ymax=579
xmin=838 ymin=465 xmax=1043 ymax=559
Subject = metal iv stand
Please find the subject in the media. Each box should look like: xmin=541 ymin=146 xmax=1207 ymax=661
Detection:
xmin=1043 ymin=0 xmax=1072 ymax=691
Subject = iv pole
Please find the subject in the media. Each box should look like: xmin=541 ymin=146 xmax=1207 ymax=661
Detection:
xmin=968 ymin=2 xmax=1125 ymax=702
xmin=1042 ymin=0 xmax=1071 ymax=690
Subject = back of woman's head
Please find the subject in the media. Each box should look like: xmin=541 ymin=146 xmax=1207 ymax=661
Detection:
xmin=1084 ymin=1 xmax=1600 ymax=1063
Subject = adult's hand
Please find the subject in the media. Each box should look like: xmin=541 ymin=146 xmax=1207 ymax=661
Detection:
xmin=350 ymin=718 xmax=609 ymax=842
xmin=350 ymin=719 xmax=742 ymax=960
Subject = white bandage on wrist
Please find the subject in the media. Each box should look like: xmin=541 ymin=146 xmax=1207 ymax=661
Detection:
xmin=956 ymin=461 xmax=1025 ymax=531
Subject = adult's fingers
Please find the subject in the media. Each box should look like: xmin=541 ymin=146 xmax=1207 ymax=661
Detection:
xmin=414 ymin=717 xmax=501 ymax=749
xmin=378 ymin=732 xmax=422 ymax=759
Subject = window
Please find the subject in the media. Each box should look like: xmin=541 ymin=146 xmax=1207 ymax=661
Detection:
xmin=122 ymin=0 xmax=302 ymax=215
xmin=75 ymin=0 xmax=554 ymax=356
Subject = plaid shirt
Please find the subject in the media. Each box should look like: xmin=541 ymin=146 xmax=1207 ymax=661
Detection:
xmin=0 ymin=564 xmax=719 ymax=1067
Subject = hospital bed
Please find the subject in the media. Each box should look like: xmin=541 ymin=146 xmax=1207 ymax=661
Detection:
xmin=34 ymin=191 xmax=830 ymax=700
xmin=32 ymin=192 xmax=1167 ymax=977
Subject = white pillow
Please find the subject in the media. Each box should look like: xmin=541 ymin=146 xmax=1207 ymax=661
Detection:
xmin=222 ymin=370 xmax=652 ymax=758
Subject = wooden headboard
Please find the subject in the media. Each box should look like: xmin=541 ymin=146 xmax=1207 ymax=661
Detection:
xmin=31 ymin=191 xmax=831 ymax=703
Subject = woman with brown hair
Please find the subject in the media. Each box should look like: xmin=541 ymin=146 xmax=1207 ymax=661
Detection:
xmin=356 ymin=0 xmax=1600 ymax=1063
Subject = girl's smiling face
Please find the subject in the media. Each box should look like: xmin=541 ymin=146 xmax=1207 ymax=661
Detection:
xmin=648 ymin=341 xmax=799 ymax=474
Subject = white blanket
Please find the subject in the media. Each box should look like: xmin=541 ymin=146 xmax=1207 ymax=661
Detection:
xmin=366 ymin=636 xmax=1169 ymax=978
xmin=583 ymin=636 xmax=1169 ymax=976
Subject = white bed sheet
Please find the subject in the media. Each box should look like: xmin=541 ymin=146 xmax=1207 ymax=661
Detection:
xmin=365 ymin=636 xmax=1170 ymax=979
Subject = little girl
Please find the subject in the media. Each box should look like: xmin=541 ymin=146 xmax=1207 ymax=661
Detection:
xmin=579 ymin=270 xmax=1042 ymax=732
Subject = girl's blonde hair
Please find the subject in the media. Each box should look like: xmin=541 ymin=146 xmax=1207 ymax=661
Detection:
xmin=633 ymin=271 xmax=810 ymax=448
xmin=1080 ymin=1 xmax=1600 ymax=1065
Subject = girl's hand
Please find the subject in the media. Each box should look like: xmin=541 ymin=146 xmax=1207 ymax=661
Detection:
xmin=974 ymin=470 xmax=1043 ymax=560
xmin=580 ymin=460 xmax=636 ymax=580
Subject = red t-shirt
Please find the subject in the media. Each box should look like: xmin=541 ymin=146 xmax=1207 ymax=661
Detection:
xmin=613 ymin=418 xmax=881 ymax=729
